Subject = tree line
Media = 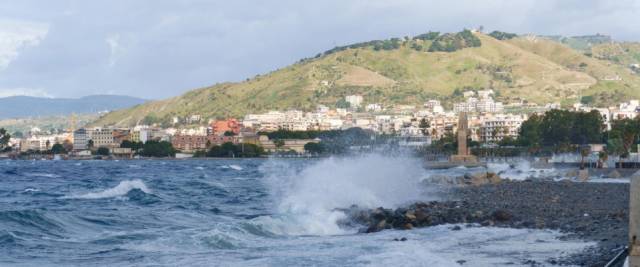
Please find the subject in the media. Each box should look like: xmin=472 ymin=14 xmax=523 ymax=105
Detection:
xmin=518 ymin=109 xmax=640 ymax=157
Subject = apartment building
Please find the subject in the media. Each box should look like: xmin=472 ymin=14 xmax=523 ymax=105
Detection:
xmin=478 ymin=114 xmax=527 ymax=143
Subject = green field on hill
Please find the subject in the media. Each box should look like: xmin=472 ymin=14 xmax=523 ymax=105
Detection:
xmin=93 ymin=31 xmax=640 ymax=127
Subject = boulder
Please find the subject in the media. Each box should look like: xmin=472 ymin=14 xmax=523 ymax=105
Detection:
xmin=565 ymin=169 xmax=578 ymax=178
xmin=578 ymin=169 xmax=589 ymax=182
xmin=491 ymin=210 xmax=513 ymax=222
xmin=404 ymin=211 xmax=416 ymax=222
xmin=607 ymin=170 xmax=622 ymax=178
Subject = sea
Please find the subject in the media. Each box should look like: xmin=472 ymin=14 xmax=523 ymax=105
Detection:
xmin=0 ymin=155 xmax=594 ymax=266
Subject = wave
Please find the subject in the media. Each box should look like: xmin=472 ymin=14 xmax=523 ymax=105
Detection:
xmin=229 ymin=165 xmax=243 ymax=170
xmin=0 ymin=210 xmax=64 ymax=237
xmin=220 ymin=165 xmax=243 ymax=170
xmin=258 ymin=154 xmax=427 ymax=236
xmin=67 ymin=179 xmax=151 ymax=199
xmin=23 ymin=172 xmax=61 ymax=178
xmin=487 ymin=160 xmax=556 ymax=181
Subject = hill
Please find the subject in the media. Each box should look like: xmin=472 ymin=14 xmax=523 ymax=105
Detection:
xmin=0 ymin=95 xmax=147 ymax=119
xmin=92 ymin=31 xmax=640 ymax=127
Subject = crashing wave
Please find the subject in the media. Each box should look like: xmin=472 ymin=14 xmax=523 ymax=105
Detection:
xmin=66 ymin=180 xmax=151 ymax=199
xmin=257 ymin=154 xmax=427 ymax=236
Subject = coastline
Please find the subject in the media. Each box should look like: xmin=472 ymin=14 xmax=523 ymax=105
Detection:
xmin=344 ymin=180 xmax=628 ymax=266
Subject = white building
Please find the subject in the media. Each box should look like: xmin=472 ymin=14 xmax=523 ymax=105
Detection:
xmin=345 ymin=95 xmax=363 ymax=108
xmin=478 ymin=89 xmax=494 ymax=99
xmin=366 ymin=103 xmax=382 ymax=112
xmin=454 ymin=96 xmax=503 ymax=113
xmin=478 ymin=114 xmax=527 ymax=143
xmin=424 ymin=100 xmax=444 ymax=114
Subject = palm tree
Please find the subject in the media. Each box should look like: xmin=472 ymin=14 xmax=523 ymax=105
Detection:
xmin=579 ymin=146 xmax=590 ymax=169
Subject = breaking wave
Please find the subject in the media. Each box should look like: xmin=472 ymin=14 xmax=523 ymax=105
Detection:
xmin=67 ymin=180 xmax=151 ymax=199
xmin=257 ymin=154 xmax=427 ymax=235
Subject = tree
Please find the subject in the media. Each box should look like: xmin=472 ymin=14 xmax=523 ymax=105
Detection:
xmin=607 ymin=138 xmax=625 ymax=158
xmin=579 ymin=146 xmax=590 ymax=169
xmin=206 ymin=142 xmax=264 ymax=157
xmin=223 ymin=130 xmax=235 ymax=136
xmin=540 ymin=109 xmax=574 ymax=147
xmin=580 ymin=95 xmax=593 ymax=105
xmin=142 ymin=113 xmax=160 ymax=125
xmin=12 ymin=131 xmax=23 ymax=138
xmin=335 ymin=99 xmax=350 ymax=109
xmin=0 ymin=128 xmax=10 ymax=151
xmin=51 ymin=143 xmax=67 ymax=154
xmin=571 ymin=110 xmax=603 ymax=144
xmin=96 ymin=147 xmax=110 ymax=156
xmin=274 ymin=139 xmax=285 ymax=150
xmin=488 ymin=31 xmax=517 ymax=40
xmin=608 ymin=118 xmax=640 ymax=158
xmin=419 ymin=118 xmax=430 ymax=135
xmin=62 ymin=140 xmax=74 ymax=152
xmin=140 ymin=140 xmax=176 ymax=157
xmin=304 ymin=142 xmax=326 ymax=154
xmin=121 ymin=140 xmax=144 ymax=151
xmin=87 ymin=139 xmax=94 ymax=150
xmin=598 ymin=151 xmax=608 ymax=168
xmin=45 ymin=140 xmax=51 ymax=151
xmin=413 ymin=31 xmax=439 ymax=41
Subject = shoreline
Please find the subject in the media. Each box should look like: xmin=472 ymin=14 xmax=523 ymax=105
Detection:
xmin=343 ymin=180 xmax=628 ymax=266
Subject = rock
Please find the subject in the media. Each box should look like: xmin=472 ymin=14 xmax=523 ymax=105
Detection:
xmin=480 ymin=220 xmax=494 ymax=226
xmin=414 ymin=210 xmax=429 ymax=222
xmin=578 ymin=169 xmax=589 ymax=182
xmin=486 ymin=172 xmax=502 ymax=184
xmin=456 ymin=260 xmax=467 ymax=265
xmin=451 ymin=225 xmax=462 ymax=231
xmin=472 ymin=210 xmax=484 ymax=219
xmin=491 ymin=210 xmax=513 ymax=222
xmin=366 ymin=219 xmax=387 ymax=233
xmin=402 ymin=223 xmax=413 ymax=230
xmin=565 ymin=169 xmax=578 ymax=178
xmin=607 ymin=170 xmax=622 ymax=178
xmin=404 ymin=211 xmax=416 ymax=222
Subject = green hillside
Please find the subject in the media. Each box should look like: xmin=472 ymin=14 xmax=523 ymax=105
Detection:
xmin=93 ymin=31 xmax=640 ymax=127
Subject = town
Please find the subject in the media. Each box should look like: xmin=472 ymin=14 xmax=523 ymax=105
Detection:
xmin=3 ymin=89 xmax=640 ymax=160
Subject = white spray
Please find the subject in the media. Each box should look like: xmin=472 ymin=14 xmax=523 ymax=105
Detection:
xmin=67 ymin=179 xmax=151 ymax=199
xmin=257 ymin=154 xmax=428 ymax=236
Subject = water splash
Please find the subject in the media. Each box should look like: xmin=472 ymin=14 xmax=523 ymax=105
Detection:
xmin=67 ymin=180 xmax=151 ymax=199
xmin=487 ymin=160 xmax=556 ymax=181
xmin=258 ymin=154 xmax=427 ymax=235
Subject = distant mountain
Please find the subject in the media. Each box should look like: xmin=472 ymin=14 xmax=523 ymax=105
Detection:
xmin=93 ymin=30 xmax=640 ymax=127
xmin=0 ymin=95 xmax=147 ymax=119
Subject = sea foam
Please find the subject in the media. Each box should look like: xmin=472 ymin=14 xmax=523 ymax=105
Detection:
xmin=258 ymin=154 xmax=427 ymax=235
xmin=67 ymin=179 xmax=151 ymax=199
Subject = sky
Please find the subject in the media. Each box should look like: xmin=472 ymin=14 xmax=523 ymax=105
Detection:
xmin=0 ymin=0 xmax=639 ymax=100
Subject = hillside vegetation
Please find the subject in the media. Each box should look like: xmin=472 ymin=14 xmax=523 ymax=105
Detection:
xmin=93 ymin=31 xmax=640 ymax=127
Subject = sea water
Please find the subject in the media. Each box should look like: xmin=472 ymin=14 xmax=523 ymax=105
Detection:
xmin=0 ymin=155 xmax=593 ymax=266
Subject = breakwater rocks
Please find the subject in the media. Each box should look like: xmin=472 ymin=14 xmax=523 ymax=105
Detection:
xmin=427 ymin=171 xmax=502 ymax=186
xmin=343 ymin=181 xmax=629 ymax=266
xmin=344 ymin=201 xmax=515 ymax=233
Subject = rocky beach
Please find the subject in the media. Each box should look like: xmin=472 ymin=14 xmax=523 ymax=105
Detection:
xmin=343 ymin=179 xmax=630 ymax=266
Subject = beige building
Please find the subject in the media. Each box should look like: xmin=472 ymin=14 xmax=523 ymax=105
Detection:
xmin=90 ymin=128 xmax=116 ymax=148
